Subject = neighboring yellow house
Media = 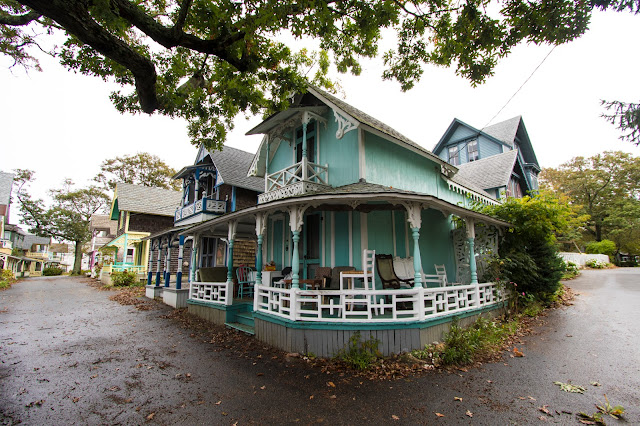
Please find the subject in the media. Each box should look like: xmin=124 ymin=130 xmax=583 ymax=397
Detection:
xmin=99 ymin=183 xmax=181 ymax=284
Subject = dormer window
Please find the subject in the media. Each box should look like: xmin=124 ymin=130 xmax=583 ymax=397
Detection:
xmin=468 ymin=140 xmax=478 ymax=162
xmin=448 ymin=146 xmax=460 ymax=166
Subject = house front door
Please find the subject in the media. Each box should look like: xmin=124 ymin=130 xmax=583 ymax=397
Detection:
xmin=302 ymin=213 xmax=321 ymax=279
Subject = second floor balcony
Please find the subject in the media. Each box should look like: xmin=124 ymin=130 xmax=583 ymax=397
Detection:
xmin=258 ymin=158 xmax=330 ymax=204
xmin=175 ymin=197 xmax=227 ymax=225
xmin=0 ymin=239 xmax=12 ymax=250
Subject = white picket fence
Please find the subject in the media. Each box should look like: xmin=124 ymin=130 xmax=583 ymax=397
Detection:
xmin=559 ymin=252 xmax=610 ymax=268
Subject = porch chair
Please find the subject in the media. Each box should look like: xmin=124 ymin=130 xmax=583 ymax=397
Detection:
xmin=314 ymin=267 xmax=332 ymax=289
xmin=376 ymin=254 xmax=413 ymax=289
xmin=434 ymin=264 xmax=458 ymax=286
xmin=236 ymin=265 xmax=255 ymax=298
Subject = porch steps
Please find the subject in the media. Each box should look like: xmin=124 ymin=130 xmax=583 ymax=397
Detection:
xmin=235 ymin=311 xmax=255 ymax=327
xmin=224 ymin=322 xmax=255 ymax=335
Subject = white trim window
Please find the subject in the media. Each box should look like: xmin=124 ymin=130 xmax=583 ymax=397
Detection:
xmin=467 ymin=140 xmax=479 ymax=162
xmin=448 ymin=146 xmax=460 ymax=166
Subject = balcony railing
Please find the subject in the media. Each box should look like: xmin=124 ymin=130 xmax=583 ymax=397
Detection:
xmin=175 ymin=197 xmax=227 ymax=222
xmin=0 ymin=239 xmax=12 ymax=249
xmin=259 ymin=158 xmax=329 ymax=203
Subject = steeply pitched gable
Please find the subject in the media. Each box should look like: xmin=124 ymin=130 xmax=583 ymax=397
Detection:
xmin=456 ymin=150 xmax=518 ymax=191
xmin=111 ymin=183 xmax=182 ymax=218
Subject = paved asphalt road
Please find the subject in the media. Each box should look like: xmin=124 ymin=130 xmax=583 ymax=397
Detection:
xmin=1 ymin=270 xmax=638 ymax=425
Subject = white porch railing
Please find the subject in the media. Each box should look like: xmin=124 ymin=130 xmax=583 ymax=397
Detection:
xmin=254 ymin=282 xmax=504 ymax=323
xmin=189 ymin=281 xmax=231 ymax=305
xmin=259 ymin=158 xmax=329 ymax=204
xmin=266 ymin=158 xmax=328 ymax=191
xmin=0 ymin=239 xmax=12 ymax=249
xmin=175 ymin=197 xmax=227 ymax=222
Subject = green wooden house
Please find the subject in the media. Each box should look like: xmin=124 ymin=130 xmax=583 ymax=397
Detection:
xmin=181 ymin=87 xmax=511 ymax=356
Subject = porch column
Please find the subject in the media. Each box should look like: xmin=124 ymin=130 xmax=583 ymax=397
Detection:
xmin=255 ymin=213 xmax=268 ymax=287
xmin=155 ymin=241 xmax=162 ymax=286
xmin=194 ymin=168 xmax=200 ymax=197
xmin=164 ymin=239 xmax=171 ymax=287
xmin=176 ymin=235 xmax=185 ymax=290
xmin=190 ymin=234 xmax=198 ymax=283
xmin=147 ymin=239 xmax=154 ymax=285
xmin=226 ymin=221 xmax=237 ymax=305
xmin=403 ymin=202 xmax=423 ymax=288
xmin=465 ymin=218 xmax=478 ymax=284
xmin=288 ymin=206 xmax=306 ymax=289
xmin=301 ymin=113 xmax=310 ymax=181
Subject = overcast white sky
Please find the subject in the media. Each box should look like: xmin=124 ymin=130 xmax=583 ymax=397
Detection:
xmin=1 ymin=10 xmax=639 ymax=209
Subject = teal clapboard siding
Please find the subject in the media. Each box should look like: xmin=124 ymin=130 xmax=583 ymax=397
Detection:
xmin=334 ymin=212 xmax=350 ymax=267
xmin=364 ymin=132 xmax=441 ymax=195
xmin=417 ymin=209 xmax=456 ymax=285
xmin=477 ymin=134 xmax=504 ymax=159
xmin=320 ymin=115 xmax=360 ymax=187
xmin=394 ymin=210 xmax=408 ymax=258
xmin=367 ymin=210 xmax=395 ymax=289
xmin=267 ymin=134 xmax=294 ymax=176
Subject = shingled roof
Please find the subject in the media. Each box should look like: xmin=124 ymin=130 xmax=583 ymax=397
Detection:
xmin=113 ymin=183 xmax=182 ymax=217
xmin=456 ymin=150 xmax=518 ymax=191
xmin=210 ymin=146 xmax=263 ymax=192
xmin=0 ymin=171 xmax=13 ymax=207
xmin=482 ymin=116 xmax=521 ymax=147
xmin=90 ymin=214 xmax=117 ymax=234
xmin=19 ymin=234 xmax=51 ymax=250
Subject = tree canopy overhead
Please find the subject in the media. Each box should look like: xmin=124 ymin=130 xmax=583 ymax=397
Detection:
xmin=1 ymin=0 xmax=639 ymax=150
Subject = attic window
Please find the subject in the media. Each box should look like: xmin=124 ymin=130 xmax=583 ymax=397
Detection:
xmin=468 ymin=140 xmax=478 ymax=162
xmin=448 ymin=146 xmax=460 ymax=166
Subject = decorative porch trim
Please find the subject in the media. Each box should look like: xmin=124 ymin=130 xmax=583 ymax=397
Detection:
xmin=258 ymin=181 xmax=330 ymax=204
xmin=334 ymin=109 xmax=358 ymax=139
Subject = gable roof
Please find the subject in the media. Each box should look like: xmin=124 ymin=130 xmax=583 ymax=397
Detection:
xmin=210 ymin=146 xmax=263 ymax=192
xmin=482 ymin=116 xmax=521 ymax=147
xmin=247 ymin=85 xmax=454 ymax=177
xmin=173 ymin=145 xmax=264 ymax=193
xmin=0 ymin=171 xmax=13 ymax=206
xmin=112 ymin=183 xmax=182 ymax=217
xmin=19 ymin=234 xmax=51 ymax=250
xmin=456 ymin=150 xmax=518 ymax=191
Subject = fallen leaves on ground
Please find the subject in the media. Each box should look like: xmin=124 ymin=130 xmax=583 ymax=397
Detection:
xmin=554 ymin=381 xmax=586 ymax=394
xmin=108 ymin=287 xmax=153 ymax=310
xmin=454 ymin=396 xmax=463 ymax=401
xmin=466 ymin=410 xmax=473 ymax=417
xmin=435 ymin=412 xmax=445 ymax=417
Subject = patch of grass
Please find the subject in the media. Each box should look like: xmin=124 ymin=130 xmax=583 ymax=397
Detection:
xmin=412 ymin=316 xmax=519 ymax=367
xmin=334 ymin=331 xmax=381 ymax=370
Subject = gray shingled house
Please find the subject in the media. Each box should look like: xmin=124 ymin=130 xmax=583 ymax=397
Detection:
xmin=144 ymin=145 xmax=263 ymax=308
xmin=432 ymin=116 xmax=541 ymax=199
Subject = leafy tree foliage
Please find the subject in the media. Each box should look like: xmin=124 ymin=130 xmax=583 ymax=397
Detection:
xmin=1 ymin=0 xmax=638 ymax=149
xmin=479 ymin=192 xmax=584 ymax=302
xmin=94 ymin=152 xmax=180 ymax=191
xmin=13 ymin=169 xmax=110 ymax=274
xmin=585 ymin=239 xmax=617 ymax=256
xmin=540 ymin=151 xmax=640 ymax=248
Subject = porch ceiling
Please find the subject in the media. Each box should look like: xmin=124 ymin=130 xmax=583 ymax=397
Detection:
xmin=180 ymin=183 xmax=511 ymax=238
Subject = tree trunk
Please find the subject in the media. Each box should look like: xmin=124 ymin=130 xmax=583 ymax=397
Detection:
xmin=73 ymin=241 xmax=83 ymax=275
xmin=595 ymin=223 xmax=602 ymax=242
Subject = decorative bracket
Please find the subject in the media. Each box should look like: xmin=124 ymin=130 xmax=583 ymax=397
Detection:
xmin=255 ymin=212 xmax=268 ymax=237
xmin=333 ymin=110 xmax=357 ymax=139
xmin=288 ymin=205 xmax=309 ymax=233
xmin=401 ymin=202 xmax=422 ymax=229
xmin=347 ymin=200 xmax=360 ymax=210
xmin=465 ymin=218 xmax=475 ymax=239
xmin=227 ymin=220 xmax=238 ymax=241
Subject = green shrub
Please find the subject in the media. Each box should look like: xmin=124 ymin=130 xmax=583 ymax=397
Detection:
xmin=110 ymin=270 xmax=140 ymax=286
xmin=478 ymin=193 xmax=576 ymax=303
xmin=335 ymin=331 xmax=381 ymax=370
xmin=0 ymin=269 xmax=17 ymax=289
xmin=43 ymin=267 xmax=63 ymax=276
xmin=562 ymin=261 xmax=580 ymax=279
xmin=413 ymin=316 xmax=519 ymax=366
xmin=585 ymin=240 xmax=616 ymax=257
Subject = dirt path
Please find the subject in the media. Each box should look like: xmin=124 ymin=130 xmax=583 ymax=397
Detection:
xmin=1 ymin=271 xmax=638 ymax=425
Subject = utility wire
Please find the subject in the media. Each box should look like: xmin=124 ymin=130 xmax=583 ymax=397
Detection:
xmin=446 ymin=45 xmax=557 ymax=164
xmin=482 ymin=45 xmax=557 ymax=130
